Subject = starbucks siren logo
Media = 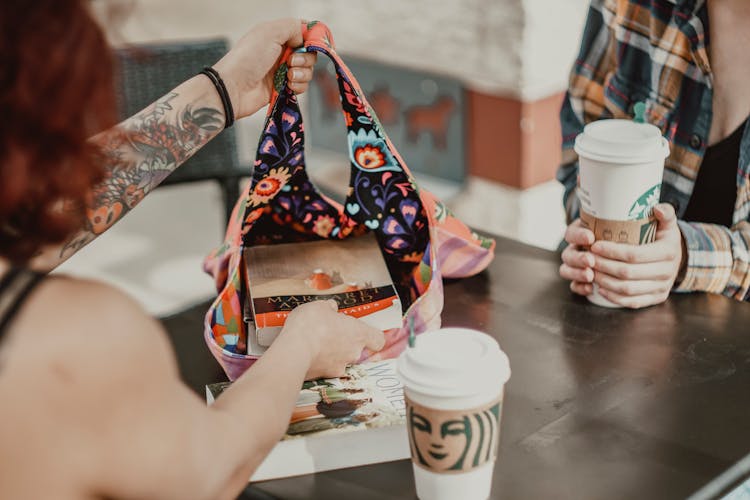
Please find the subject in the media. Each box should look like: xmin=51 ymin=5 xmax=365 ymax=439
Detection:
xmin=628 ymin=184 xmax=660 ymax=244
xmin=628 ymin=184 xmax=661 ymax=220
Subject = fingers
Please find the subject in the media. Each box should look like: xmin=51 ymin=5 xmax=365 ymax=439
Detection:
xmin=593 ymin=254 xmax=675 ymax=281
xmin=561 ymin=243 xmax=595 ymax=268
xmin=287 ymin=53 xmax=316 ymax=94
xmin=329 ymin=305 xmax=385 ymax=352
xmin=560 ymin=243 xmax=594 ymax=283
xmin=290 ymin=52 xmax=316 ymax=68
xmin=594 ymin=271 xmax=670 ymax=296
xmin=570 ymin=281 xmax=593 ymax=296
xmin=597 ymin=287 xmax=668 ymax=309
xmin=362 ymin=327 xmax=386 ymax=352
xmin=565 ymin=219 xmax=595 ymax=247
xmin=591 ymin=239 xmax=678 ymax=264
xmin=560 ymin=222 xmax=595 ymax=294
xmin=288 ymin=67 xmax=312 ymax=86
xmin=269 ymin=17 xmax=305 ymax=47
xmin=654 ymin=203 xmax=678 ymax=232
xmin=560 ymin=263 xmax=594 ymax=283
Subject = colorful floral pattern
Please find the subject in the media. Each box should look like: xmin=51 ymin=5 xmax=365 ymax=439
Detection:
xmin=312 ymin=214 xmax=336 ymax=237
xmin=348 ymin=129 xmax=400 ymax=172
xmin=203 ymin=21 xmax=495 ymax=380
xmin=248 ymin=167 xmax=291 ymax=207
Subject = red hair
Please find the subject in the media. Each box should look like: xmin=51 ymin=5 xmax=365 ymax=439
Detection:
xmin=0 ymin=0 xmax=116 ymax=262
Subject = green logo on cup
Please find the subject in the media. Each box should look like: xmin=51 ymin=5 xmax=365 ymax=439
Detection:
xmin=628 ymin=184 xmax=661 ymax=220
xmin=639 ymin=220 xmax=658 ymax=244
xmin=407 ymin=399 xmax=501 ymax=473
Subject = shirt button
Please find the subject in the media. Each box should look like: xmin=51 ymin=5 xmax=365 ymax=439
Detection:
xmin=689 ymin=134 xmax=702 ymax=149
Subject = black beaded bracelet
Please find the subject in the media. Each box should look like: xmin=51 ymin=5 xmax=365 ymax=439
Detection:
xmin=199 ymin=66 xmax=235 ymax=128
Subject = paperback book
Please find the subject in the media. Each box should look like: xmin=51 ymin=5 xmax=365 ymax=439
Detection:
xmin=243 ymin=233 xmax=402 ymax=347
xmin=206 ymin=358 xmax=409 ymax=481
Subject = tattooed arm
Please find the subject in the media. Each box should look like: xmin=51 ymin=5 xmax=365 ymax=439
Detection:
xmin=60 ymin=78 xmax=225 ymax=262
xmin=31 ymin=18 xmax=316 ymax=271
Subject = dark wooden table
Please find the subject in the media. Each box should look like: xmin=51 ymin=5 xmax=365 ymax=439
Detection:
xmin=161 ymin=236 xmax=750 ymax=500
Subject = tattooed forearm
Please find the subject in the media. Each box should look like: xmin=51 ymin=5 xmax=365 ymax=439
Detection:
xmin=58 ymin=89 xmax=223 ymax=260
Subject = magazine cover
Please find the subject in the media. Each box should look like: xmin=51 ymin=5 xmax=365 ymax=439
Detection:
xmin=284 ymin=359 xmax=405 ymax=439
xmin=206 ymin=359 xmax=409 ymax=480
xmin=207 ymin=359 xmax=405 ymax=437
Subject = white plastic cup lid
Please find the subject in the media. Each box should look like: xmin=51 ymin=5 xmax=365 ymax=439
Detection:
xmin=397 ymin=328 xmax=510 ymax=398
xmin=574 ymin=119 xmax=669 ymax=164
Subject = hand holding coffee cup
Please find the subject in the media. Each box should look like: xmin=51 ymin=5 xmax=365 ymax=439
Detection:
xmin=588 ymin=202 xmax=684 ymax=308
xmin=560 ymin=118 xmax=678 ymax=308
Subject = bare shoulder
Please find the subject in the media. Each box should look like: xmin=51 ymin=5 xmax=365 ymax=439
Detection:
xmin=2 ymin=274 xmax=177 ymax=392
xmin=0 ymin=275 xmax=181 ymax=497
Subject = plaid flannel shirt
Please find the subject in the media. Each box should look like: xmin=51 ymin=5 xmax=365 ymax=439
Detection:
xmin=557 ymin=0 xmax=750 ymax=301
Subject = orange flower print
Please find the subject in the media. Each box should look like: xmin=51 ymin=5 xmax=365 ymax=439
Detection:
xmin=313 ymin=214 xmax=336 ymax=237
xmin=249 ymin=167 xmax=291 ymax=206
xmin=344 ymin=111 xmax=353 ymax=127
xmin=355 ymin=146 xmax=385 ymax=170
xmin=348 ymin=129 xmax=400 ymax=172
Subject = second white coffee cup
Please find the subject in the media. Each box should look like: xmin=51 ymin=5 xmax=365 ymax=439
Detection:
xmin=397 ymin=328 xmax=511 ymax=500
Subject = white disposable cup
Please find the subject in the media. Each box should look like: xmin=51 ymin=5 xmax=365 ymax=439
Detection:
xmin=397 ymin=328 xmax=511 ymax=500
xmin=574 ymin=119 xmax=669 ymax=307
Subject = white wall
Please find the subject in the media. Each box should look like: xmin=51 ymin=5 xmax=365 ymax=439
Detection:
xmin=97 ymin=0 xmax=589 ymax=100
xmin=92 ymin=0 xmax=294 ymax=44
xmin=521 ymin=0 xmax=589 ymax=100
xmin=294 ymin=0 xmax=589 ymax=99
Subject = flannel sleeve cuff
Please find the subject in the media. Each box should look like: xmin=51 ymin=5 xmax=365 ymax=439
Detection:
xmin=673 ymin=221 xmax=734 ymax=294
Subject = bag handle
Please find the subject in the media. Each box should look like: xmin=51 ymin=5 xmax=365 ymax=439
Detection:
xmin=269 ymin=22 xmax=366 ymax=118
xmin=268 ymin=21 xmax=337 ymax=109
xmin=267 ymin=21 xmax=410 ymax=174
xmin=246 ymin=21 xmax=433 ymax=296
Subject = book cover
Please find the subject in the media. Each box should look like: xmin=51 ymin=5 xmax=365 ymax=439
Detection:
xmin=243 ymin=233 xmax=402 ymax=347
xmin=206 ymin=358 xmax=409 ymax=481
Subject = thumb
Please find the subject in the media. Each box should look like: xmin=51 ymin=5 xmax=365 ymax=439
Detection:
xmin=363 ymin=327 xmax=386 ymax=352
xmin=275 ymin=18 xmax=304 ymax=48
xmin=654 ymin=203 xmax=678 ymax=230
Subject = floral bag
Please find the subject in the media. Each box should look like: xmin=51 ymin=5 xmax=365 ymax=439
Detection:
xmin=203 ymin=21 xmax=495 ymax=380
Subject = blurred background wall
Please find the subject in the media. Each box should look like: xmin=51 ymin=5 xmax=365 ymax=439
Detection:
xmin=60 ymin=0 xmax=589 ymax=315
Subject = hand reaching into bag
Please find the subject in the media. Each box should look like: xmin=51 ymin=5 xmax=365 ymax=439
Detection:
xmin=276 ymin=300 xmax=386 ymax=379
xmin=213 ymin=18 xmax=317 ymax=119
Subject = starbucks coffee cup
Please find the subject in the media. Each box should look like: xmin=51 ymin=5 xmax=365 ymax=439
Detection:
xmin=397 ymin=328 xmax=511 ymax=500
xmin=574 ymin=119 xmax=669 ymax=307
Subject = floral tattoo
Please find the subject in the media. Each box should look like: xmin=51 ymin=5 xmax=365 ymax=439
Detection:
xmin=60 ymin=92 xmax=223 ymax=259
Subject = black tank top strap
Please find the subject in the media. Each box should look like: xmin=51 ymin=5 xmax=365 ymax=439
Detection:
xmin=0 ymin=267 xmax=45 ymax=342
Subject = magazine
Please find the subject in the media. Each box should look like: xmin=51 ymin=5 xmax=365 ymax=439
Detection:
xmin=206 ymin=358 xmax=409 ymax=481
